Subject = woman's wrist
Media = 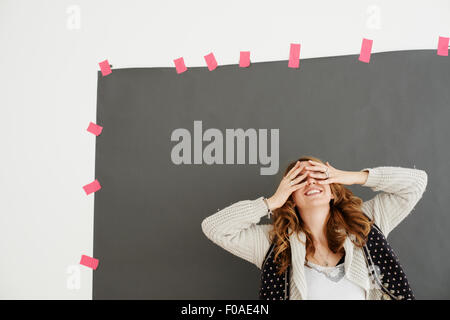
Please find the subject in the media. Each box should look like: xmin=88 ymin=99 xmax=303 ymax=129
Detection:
xmin=265 ymin=196 xmax=279 ymax=211
xmin=350 ymin=170 xmax=369 ymax=185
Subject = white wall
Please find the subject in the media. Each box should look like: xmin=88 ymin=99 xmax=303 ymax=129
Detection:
xmin=0 ymin=0 xmax=448 ymax=299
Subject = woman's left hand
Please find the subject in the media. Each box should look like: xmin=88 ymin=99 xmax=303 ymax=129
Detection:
xmin=304 ymin=160 xmax=365 ymax=186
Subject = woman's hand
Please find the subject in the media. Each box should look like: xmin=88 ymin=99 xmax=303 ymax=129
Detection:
xmin=266 ymin=161 xmax=310 ymax=210
xmin=305 ymin=160 xmax=369 ymax=186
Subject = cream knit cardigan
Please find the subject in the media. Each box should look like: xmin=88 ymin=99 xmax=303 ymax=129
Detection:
xmin=201 ymin=166 xmax=428 ymax=300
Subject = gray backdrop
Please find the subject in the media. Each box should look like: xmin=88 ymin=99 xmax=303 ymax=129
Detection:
xmin=93 ymin=50 xmax=450 ymax=299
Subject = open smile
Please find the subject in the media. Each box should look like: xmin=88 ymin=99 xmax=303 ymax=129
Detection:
xmin=304 ymin=189 xmax=323 ymax=197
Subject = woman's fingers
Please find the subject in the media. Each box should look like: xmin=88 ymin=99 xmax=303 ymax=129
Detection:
xmin=291 ymin=180 xmax=309 ymax=190
xmin=308 ymin=159 xmax=325 ymax=167
xmin=289 ymin=171 xmax=309 ymax=186
xmin=307 ymin=172 xmax=327 ymax=179
xmin=285 ymin=161 xmax=301 ymax=178
xmin=305 ymin=164 xmax=327 ymax=173
xmin=289 ymin=163 xmax=309 ymax=180
xmin=318 ymin=177 xmax=335 ymax=184
xmin=286 ymin=163 xmax=304 ymax=180
xmin=284 ymin=161 xmax=333 ymax=189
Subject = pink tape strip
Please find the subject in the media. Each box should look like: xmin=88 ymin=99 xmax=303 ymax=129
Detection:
xmin=99 ymin=60 xmax=112 ymax=76
xmin=83 ymin=179 xmax=101 ymax=195
xmin=80 ymin=255 xmax=99 ymax=270
xmin=288 ymin=43 xmax=301 ymax=68
xmin=437 ymin=36 xmax=449 ymax=56
xmin=239 ymin=51 xmax=251 ymax=67
xmin=204 ymin=52 xmax=218 ymax=71
xmin=359 ymin=38 xmax=373 ymax=63
xmin=87 ymin=122 xmax=103 ymax=136
xmin=173 ymin=57 xmax=187 ymax=73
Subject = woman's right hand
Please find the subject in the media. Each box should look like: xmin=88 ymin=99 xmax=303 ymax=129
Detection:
xmin=266 ymin=161 xmax=310 ymax=210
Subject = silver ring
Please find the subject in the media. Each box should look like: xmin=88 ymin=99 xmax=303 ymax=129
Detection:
xmin=325 ymin=168 xmax=329 ymax=178
xmin=290 ymin=180 xmax=295 ymax=185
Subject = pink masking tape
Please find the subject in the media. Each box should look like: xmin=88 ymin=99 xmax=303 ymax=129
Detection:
xmin=80 ymin=255 xmax=99 ymax=270
xmin=173 ymin=57 xmax=187 ymax=73
xmin=204 ymin=52 xmax=218 ymax=71
xmin=83 ymin=179 xmax=101 ymax=195
xmin=288 ymin=43 xmax=301 ymax=68
xmin=99 ymin=60 xmax=112 ymax=76
xmin=239 ymin=51 xmax=251 ymax=67
xmin=437 ymin=36 xmax=449 ymax=56
xmin=359 ymin=38 xmax=373 ymax=63
xmin=87 ymin=122 xmax=103 ymax=136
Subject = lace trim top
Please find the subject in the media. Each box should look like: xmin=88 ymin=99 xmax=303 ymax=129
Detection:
xmin=305 ymin=260 xmax=345 ymax=282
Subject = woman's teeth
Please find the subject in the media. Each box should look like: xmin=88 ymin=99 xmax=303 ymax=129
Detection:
xmin=305 ymin=190 xmax=322 ymax=196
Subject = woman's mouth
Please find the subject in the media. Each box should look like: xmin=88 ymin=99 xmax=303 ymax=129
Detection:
xmin=304 ymin=189 xmax=323 ymax=197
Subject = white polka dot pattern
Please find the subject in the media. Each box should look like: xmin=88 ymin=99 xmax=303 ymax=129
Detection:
xmin=259 ymin=222 xmax=415 ymax=300
xmin=363 ymin=223 xmax=415 ymax=300
xmin=259 ymin=242 xmax=289 ymax=300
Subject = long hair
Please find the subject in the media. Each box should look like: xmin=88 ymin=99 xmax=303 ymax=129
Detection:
xmin=268 ymin=155 xmax=373 ymax=275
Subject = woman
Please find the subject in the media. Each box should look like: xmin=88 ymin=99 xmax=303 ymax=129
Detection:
xmin=201 ymin=156 xmax=428 ymax=300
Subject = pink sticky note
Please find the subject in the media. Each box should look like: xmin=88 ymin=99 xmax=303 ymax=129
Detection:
xmin=173 ymin=57 xmax=187 ymax=73
xmin=239 ymin=51 xmax=251 ymax=67
xmin=288 ymin=43 xmax=301 ymax=68
xmin=83 ymin=179 xmax=101 ymax=195
xmin=99 ymin=60 xmax=112 ymax=76
xmin=359 ymin=38 xmax=373 ymax=63
xmin=80 ymin=255 xmax=99 ymax=270
xmin=204 ymin=52 xmax=218 ymax=71
xmin=87 ymin=122 xmax=103 ymax=136
xmin=437 ymin=36 xmax=449 ymax=56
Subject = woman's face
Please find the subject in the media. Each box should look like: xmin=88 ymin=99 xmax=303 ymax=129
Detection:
xmin=291 ymin=161 xmax=335 ymax=209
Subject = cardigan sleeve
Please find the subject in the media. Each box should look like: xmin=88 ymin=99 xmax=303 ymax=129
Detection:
xmin=359 ymin=166 xmax=428 ymax=237
xmin=201 ymin=196 xmax=273 ymax=269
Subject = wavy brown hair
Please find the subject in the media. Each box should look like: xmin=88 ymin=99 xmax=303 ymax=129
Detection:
xmin=268 ymin=155 xmax=374 ymax=275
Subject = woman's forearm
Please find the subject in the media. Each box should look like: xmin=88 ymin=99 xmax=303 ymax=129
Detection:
xmin=352 ymin=170 xmax=369 ymax=185
xmin=358 ymin=166 xmax=428 ymax=236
